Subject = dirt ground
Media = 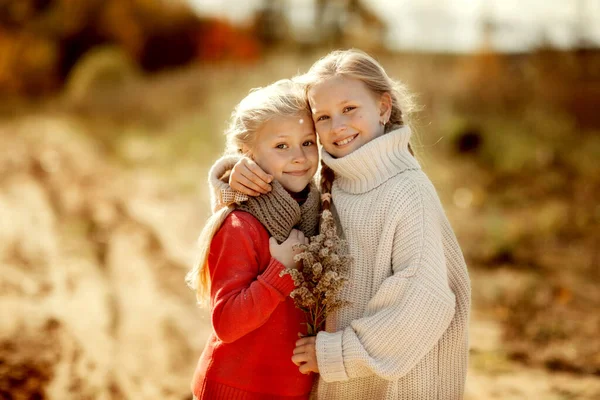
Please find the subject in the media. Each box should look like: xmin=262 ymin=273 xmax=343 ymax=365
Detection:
xmin=1 ymin=51 xmax=598 ymax=399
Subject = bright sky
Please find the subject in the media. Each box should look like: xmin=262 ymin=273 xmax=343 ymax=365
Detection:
xmin=186 ymin=0 xmax=600 ymax=52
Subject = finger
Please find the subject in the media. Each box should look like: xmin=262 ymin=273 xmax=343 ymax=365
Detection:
xmin=236 ymin=173 xmax=269 ymax=195
xmin=229 ymin=172 xmax=261 ymax=196
xmin=247 ymin=161 xmax=274 ymax=185
xmin=286 ymin=231 xmax=297 ymax=243
xmin=299 ymin=363 xmax=316 ymax=375
xmin=230 ymin=184 xmax=260 ymax=197
xmin=268 ymin=237 xmax=277 ymax=252
xmin=296 ymin=337 xmax=316 ymax=347
xmin=293 ymin=344 xmax=309 ymax=355
xmin=291 ymin=353 xmax=309 ymax=365
xmin=292 ymin=358 xmax=302 ymax=366
xmin=297 ymin=231 xmax=305 ymax=243
xmin=240 ymin=170 xmax=271 ymax=193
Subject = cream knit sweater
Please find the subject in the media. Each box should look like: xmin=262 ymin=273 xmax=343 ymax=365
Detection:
xmin=314 ymin=126 xmax=470 ymax=400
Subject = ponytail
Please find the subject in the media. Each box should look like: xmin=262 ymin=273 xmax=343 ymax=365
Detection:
xmin=185 ymin=205 xmax=235 ymax=305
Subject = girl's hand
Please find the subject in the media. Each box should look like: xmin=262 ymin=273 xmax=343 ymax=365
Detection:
xmin=269 ymin=229 xmax=308 ymax=270
xmin=230 ymin=157 xmax=273 ymax=196
xmin=292 ymin=336 xmax=319 ymax=374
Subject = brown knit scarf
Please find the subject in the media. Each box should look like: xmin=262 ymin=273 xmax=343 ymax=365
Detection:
xmin=237 ymin=180 xmax=321 ymax=244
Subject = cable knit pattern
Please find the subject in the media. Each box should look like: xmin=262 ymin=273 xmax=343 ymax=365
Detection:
xmin=208 ymin=154 xmax=320 ymax=243
xmin=314 ymin=126 xmax=471 ymax=400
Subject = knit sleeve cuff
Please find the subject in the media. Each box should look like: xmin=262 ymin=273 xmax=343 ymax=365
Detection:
xmin=316 ymin=330 xmax=349 ymax=382
xmin=257 ymin=258 xmax=296 ymax=297
xmin=208 ymin=154 xmax=247 ymax=212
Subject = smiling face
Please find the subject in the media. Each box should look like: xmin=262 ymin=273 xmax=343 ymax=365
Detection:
xmin=309 ymin=75 xmax=391 ymax=158
xmin=245 ymin=112 xmax=318 ymax=193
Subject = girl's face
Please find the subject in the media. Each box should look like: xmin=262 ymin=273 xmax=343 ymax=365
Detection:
xmin=245 ymin=112 xmax=318 ymax=193
xmin=309 ymin=75 xmax=391 ymax=158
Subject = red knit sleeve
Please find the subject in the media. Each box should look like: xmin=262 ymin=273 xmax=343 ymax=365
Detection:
xmin=208 ymin=212 xmax=296 ymax=343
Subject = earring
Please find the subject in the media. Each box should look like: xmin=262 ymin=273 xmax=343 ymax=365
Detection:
xmin=379 ymin=119 xmax=385 ymax=126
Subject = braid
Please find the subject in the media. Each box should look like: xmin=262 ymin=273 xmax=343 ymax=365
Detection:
xmin=319 ymin=160 xmax=335 ymax=211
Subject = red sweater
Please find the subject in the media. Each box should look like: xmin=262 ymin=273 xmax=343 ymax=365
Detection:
xmin=192 ymin=211 xmax=314 ymax=399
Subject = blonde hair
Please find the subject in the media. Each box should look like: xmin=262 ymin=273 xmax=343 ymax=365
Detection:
xmin=185 ymin=79 xmax=310 ymax=305
xmin=299 ymin=49 xmax=418 ymax=203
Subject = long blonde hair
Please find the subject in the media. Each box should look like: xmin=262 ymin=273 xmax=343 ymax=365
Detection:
xmin=299 ymin=49 xmax=418 ymax=201
xmin=185 ymin=79 xmax=310 ymax=305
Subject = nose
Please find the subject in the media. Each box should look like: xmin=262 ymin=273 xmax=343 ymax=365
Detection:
xmin=291 ymin=146 xmax=307 ymax=163
xmin=331 ymin=115 xmax=347 ymax=134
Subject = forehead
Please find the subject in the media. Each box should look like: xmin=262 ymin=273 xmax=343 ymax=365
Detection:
xmin=308 ymin=75 xmax=373 ymax=104
xmin=257 ymin=113 xmax=315 ymax=137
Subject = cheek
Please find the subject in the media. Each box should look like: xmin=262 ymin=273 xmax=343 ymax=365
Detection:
xmin=254 ymin=151 xmax=279 ymax=175
xmin=267 ymin=156 xmax=286 ymax=175
xmin=307 ymin=147 xmax=319 ymax=163
xmin=316 ymin=128 xmax=332 ymax=143
xmin=357 ymin=113 xmax=371 ymax=125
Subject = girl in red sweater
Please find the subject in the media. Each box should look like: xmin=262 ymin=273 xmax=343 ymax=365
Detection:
xmin=185 ymin=79 xmax=320 ymax=399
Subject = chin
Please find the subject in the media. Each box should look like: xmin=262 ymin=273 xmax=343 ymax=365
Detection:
xmin=281 ymin=181 xmax=310 ymax=194
xmin=324 ymin=145 xmax=351 ymax=159
xmin=331 ymin=149 xmax=352 ymax=159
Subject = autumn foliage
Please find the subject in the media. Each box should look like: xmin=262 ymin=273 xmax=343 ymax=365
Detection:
xmin=0 ymin=0 xmax=261 ymax=96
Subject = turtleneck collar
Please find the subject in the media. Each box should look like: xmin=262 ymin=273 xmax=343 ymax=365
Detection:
xmin=321 ymin=126 xmax=420 ymax=194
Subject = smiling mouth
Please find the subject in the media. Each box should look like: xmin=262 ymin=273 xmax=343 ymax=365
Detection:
xmin=284 ymin=169 xmax=309 ymax=176
xmin=335 ymin=134 xmax=358 ymax=146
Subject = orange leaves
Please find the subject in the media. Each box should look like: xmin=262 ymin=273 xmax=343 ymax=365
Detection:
xmin=195 ymin=19 xmax=261 ymax=63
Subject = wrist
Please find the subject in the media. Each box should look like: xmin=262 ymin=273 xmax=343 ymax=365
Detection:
xmin=258 ymin=258 xmax=296 ymax=295
xmin=275 ymin=257 xmax=293 ymax=270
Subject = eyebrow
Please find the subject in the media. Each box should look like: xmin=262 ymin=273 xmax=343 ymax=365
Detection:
xmin=312 ymin=100 xmax=351 ymax=114
xmin=274 ymin=132 xmax=315 ymax=138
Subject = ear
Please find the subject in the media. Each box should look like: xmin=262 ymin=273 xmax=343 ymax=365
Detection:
xmin=379 ymin=92 xmax=392 ymax=121
xmin=241 ymin=144 xmax=253 ymax=159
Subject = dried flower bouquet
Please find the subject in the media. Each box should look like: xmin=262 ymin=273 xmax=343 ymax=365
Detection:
xmin=280 ymin=200 xmax=351 ymax=337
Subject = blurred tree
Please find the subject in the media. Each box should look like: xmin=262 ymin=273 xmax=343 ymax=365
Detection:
xmin=0 ymin=0 xmax=261 ymax=97
xmin=253 ymin=0 xmax=289 ymax=46
xmin=314 ymin=0 xmax=387 ymax=50
xmin=64 ymin=45 xmax=139 ymax=104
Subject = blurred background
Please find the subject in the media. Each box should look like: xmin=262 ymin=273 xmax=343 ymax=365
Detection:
xmin=0 ymin=0 xmax=598 ymax=399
